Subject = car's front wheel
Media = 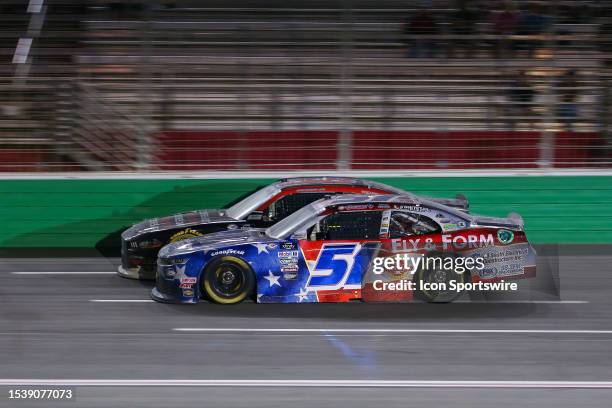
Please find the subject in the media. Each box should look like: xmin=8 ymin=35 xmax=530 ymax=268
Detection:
xmin=201 ymin=256 xmax=255 ymax=304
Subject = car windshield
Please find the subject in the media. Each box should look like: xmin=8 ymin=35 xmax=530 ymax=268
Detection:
xmin=266 ymin=199 xmax=326 ymax=239
xmin=225 ymin=184 xmax=281 ymax=220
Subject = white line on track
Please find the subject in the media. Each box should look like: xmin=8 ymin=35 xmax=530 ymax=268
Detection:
xmin=1 ymin=379 xmax=612 ymax=388
xmin=89 ymin=299 xmax=154 ymax=303
xmin=173 ymin=328 xmax=612 ymax=334
xmin=83 ymin=298 xmax=588 ymax=304
xmin=455 ymin=300 xmax=589 ymax=304
xmin=11 ymin=271 xmax=115 ymax=275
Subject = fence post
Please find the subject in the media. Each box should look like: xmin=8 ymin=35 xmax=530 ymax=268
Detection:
xmin=135 ymin=7 xmax=153 ymax=171
xmin=537 ymin=2 xmax=560 ymax=169
xmin=337 ymin=1 xmax=354 ymax=171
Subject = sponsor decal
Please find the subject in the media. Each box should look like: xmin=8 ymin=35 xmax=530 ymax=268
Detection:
xmin=227 ymin=223 xmax=238 ymax=230
xmin=267 ymin=243 xmax=278 ymax=249
xmin=394 ymin=205 xmax=424 ymax=212
xmin=278 ymin=241 xmax=299 ymax=277
xmin=169 ymin=228 xmax=203 ymax=243
xmin=482 ymin=247 xmax=528 ymax=265
xmin=442 ymin=233 xmax=494 ymax=250
xmin=180 ymin=277 xmax=197 ymax=284
xmin=281 ymin=242 xmax=296 ymax=250
xmin=391 ymin=233 xmax=495 ymax=252
xmin=479 ymin=267 xmax=497 ymax=279
xmin=137 ymin=239 xmax=163 ymax=249
xmin=337 ymin=204 xmax=375 ymax=211
xmin=442 ymin=221 xmax=466 ymax=230
xmin=380 ymin=211 xmax=390 ymax=234
xmin=174 ymin=213 xmax=185 ymax=225
xmin=442 ymin=223 xmax=460 ymax=230
xmin=210 ymin=248 xmax=246 ymax=257
xmin=149 ymin=218 xmax=159 ymax=228
xmin=182 ymin=289 xmax=194 ymax=297
xmin=497 ymin=229 xmax=515 ymax=245
xmin=282 ymin=272 xmax=298 ymax=280
xmin=281 ymin=264 xmax=299 ymax=272
xmin=496 ymin=262 xmax=523 ymax=276
xmin=179 ymin=282 xmax=194 ymax=288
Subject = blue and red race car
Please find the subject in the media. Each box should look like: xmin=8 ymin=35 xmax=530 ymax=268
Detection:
xmin=152 ymin=193 xmax=536 ymax=304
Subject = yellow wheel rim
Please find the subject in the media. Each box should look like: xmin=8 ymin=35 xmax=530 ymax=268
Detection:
xmin=203 ymin=256 xmax=251 ymax=304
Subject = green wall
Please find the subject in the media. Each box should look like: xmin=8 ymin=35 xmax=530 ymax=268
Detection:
xmin=1 ymin=176 xmax=611 ymax=248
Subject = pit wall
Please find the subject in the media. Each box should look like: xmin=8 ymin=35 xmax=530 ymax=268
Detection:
xmin=1 ymin=175 xmax=611 ymax=248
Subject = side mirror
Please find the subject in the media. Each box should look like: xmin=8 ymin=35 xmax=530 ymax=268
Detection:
xmin=246 ymin=211 xmax=264 ymax=222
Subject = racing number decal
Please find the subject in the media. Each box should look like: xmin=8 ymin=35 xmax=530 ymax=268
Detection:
xmin=306 ymin=243 xmax=362 ymax=291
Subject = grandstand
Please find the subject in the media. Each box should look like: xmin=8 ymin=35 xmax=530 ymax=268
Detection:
xmin=0 ymin=0 xmax=610 ymax=170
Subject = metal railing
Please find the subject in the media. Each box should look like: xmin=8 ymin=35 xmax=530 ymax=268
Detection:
xmin=0 ymin=0 xmax=610 ymax=170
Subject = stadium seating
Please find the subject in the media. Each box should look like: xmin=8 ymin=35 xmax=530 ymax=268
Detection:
xmin=0 ymin=0 xmax=609 ymax=170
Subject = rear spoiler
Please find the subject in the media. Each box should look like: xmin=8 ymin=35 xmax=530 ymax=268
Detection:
xmin=425 ymin=194 xmax=470 ymax=213
xmin=507 ymin=212 xmax=524 ymax=228
xmin=473 ymin=212 xmax=524 ymax=229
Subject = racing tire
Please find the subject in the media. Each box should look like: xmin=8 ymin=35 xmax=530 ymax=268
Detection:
xmin=201 ymin=256 xmax=255 ymax=304
xmin=413 ymin=252 xmax=467 ymax=303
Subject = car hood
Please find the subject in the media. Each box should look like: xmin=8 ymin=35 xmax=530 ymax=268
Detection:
xmin=122 ymin=209 xmax=239 ymax=240
xmin=159 ymin=227 xmax=275 ymax=257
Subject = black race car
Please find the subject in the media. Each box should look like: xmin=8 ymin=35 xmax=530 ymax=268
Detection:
xmin=119 ymin=177 xmax=468 ymax=279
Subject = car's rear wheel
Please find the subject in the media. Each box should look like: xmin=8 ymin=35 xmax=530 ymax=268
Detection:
xmin=414 ymin=253 xmax=467 ymax=303
xmin=201 ymin=256 xmax=255 ymax=304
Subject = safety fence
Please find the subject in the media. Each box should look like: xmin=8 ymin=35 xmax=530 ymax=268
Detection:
xmin=0 ymin=0 xmax=611 ymax=170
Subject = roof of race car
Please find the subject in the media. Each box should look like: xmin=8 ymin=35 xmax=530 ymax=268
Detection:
xmin=321 ymin=194 xmax=476 ymax=220
xmin=274 ymin=177 xmax=405 ymax=193
xmin=265 ymin=193 xmax=466 ymax=239
xmin=312 ymin=193 xmax=474 ymax=222
xmin=316 ymin=194 xmax=520 ymax=228
xmin=225 ymin=177 xmax=406 ymax=220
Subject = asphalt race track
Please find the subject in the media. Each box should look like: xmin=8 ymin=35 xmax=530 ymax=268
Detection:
xmin=1 ymin=246 xmax=611 ymax=407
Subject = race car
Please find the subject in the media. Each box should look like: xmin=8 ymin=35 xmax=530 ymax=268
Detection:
xmin=152 ymin=193 xmax=536 ymax=304
xmin=119 ymin=177 xmax=468 ymax=279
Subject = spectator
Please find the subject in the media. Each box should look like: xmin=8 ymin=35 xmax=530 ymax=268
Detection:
xmin=557 ymin=70 xmax=579 ymax=131
xmin=598 ymin=19 xmax=612 ymax=54
xmin=506 ymin=70 xmax=535 ymax=130
xmin=405 ymin=6 xmax=439 ymax=58
xmin=449 ymin=0 xmax=480 ymax=58
xmin=517 ymin=2 xmax=551 ymax=57
xmin=490 ymin=1 xmax=518 ymax=58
